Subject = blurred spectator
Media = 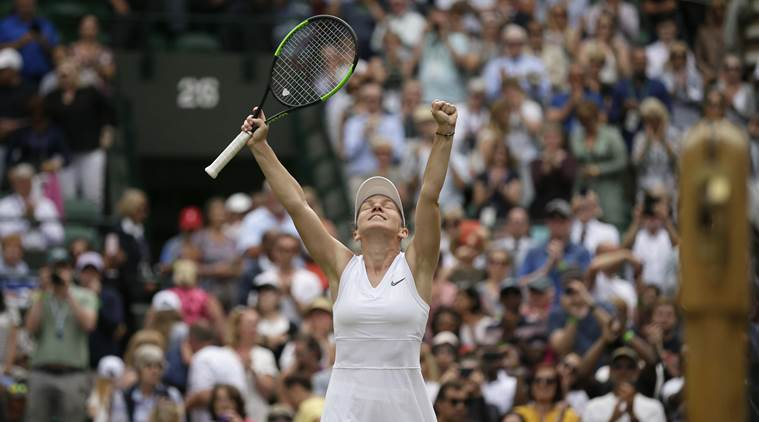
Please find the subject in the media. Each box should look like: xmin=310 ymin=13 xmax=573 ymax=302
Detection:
xmin=224 ymin=193 xmax=252 ymax=243
xmin=500 ymin=78 xmax=542 ymax=169
xmin=631 ymin=98 xmax=680 ymax=194
xmin=585 ymin=0 xmax=640 ymax=42
xmin=430 ymin=259 xmax=457 ymax=312
xmin=548 ymin=64 xmax=605 ymax=134
xmin=254 ymin=233 xmax=322 ymax=325
xmin=0 ymin=233 xmax=29 ymax=276
xmin=584 ymin=244 xmax=640 ymax=313
xmin=185 ymin=321 xmax=246 ymax=422
xmin=0 ymin=47 xmax=35 ymax=183
xmin=227 ymin=308 xmax=278 ymax=422
xmin=0 ymin=163 xmax=63 ymax=251
xmin=430 ymin=330 xmax=458 ymax=377
xmin=571 ymin=101 xmax=628 ymax=229
xmin=267 ymin=404 xmax=295 ymax=422
xmin=480 ymin=346 xmax=518 ymax=416
xmin=256 ymin=283 xmax=294 ymax=359
xmin=478 ymin=248 xmax=513 ymax=317
xmin=0 ymin=282 xmax=18 ymax=376
xmin=518 ymin=200 xmax=591 ymax=294
xmin=433 ymin=380 xmax=468 ymax=422
xmin=645 ymin=19 xmax=683 ymax=79
xmin=557 ymin=353 xmax=589 ymax=414
xmin=370 ymin=0 xmax=425 ymax=52
xmin=522 ymin=275 xmax=554 ymax=328
xmin=342 ymin=83 xmax=404 ymax=180
xmin=399 ymin=78 xmax=423 ymax=138
xmin=471 ymin=139 xmax=522 ymax=225
xmin=718 ymin=54 xmax=756 ymax=125
xmin=661 ymin=42 xmax=703 ymax=131
xmin=408 ymin=3 xmax=474 ymax=104
xmin=68 ymin=15 xmax=115 ymax=93
xmin=194 ymin=197 xmax=242 ymax=311
xmin=78 ymin=251 xmax=126 ymax=368
xmin=513 ymin=363 xmax=580 ymax=422
xmin=238 ymin=184 xmax=299 ymax=259
xmin=570 ymin=190 xmax=620 ymax=256
xmin=482 ymin=24 xmax=548 ymax=101
xmin=582 ymin=347 xmax=666 ymax=421
xmin=0 ymin=0 xmax=60 ymax=84
xmin=609 ymin=48 xmax=671 ymax=144
xmin=530 ymin=125 xmax=577 ymax=221
xmin=547 ymin=273 xmax=610 ymax=357
xmin=492 ymin=207 xmax=533 ymax=271
xmin=279 ymin=334 xmax=323 ymax=382
xmin=642 ymin=299 xmax=681 ymax=358
xmin=283 ymin=375 xmax=325 ymax=422
xmin=107 ymin=188 xmax=153 ymax=324
xmin=357 ymin=136 xmax=406 ymax=205
xmin=111 ymin=344 xmax=184 ymax=422
xmin=208 ymin=384 xmax=251 ymax=422
xmin=122 ymin=329 xmax=166 ymax=388
xmin=498 ymin=279 xmax=525 ymax=341
xmin=577 ymin=14 xmax=632 ymax=89
xmin=45 ymin=60 xmax=115 ymax=211
xmin=624 ymin=194 xmax=678 ymax=295
xmin=159 ymin=206 xmax=203 ymax=271
xmin=167 ymin=259 xmax=226 ymax=337
xmin=87 ymin=355 xmax=124 ymax=422
xmin=24 ymin=247 xmax=97 ymax=421
xmin=145 ymin=289 xmax=185 ymax=361
xmin=4 ymin=95 xmax=70 ymax=212
xmin=694 ymin=0 xmax=726 ymax=86
xmin=453 ymin=285 xmax=496 ymax=348
xmin=526 ymin=20 xmax=569 ymax=93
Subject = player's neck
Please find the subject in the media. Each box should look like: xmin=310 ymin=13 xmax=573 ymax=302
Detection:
xmin=362 ymin=242 xmax=399 ymax=279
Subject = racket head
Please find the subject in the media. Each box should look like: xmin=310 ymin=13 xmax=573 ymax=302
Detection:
xmin=269 ymin=15 xmax=359 ymax=109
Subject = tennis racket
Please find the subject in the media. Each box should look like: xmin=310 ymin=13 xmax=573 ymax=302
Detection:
xmin=205 ymin=15 xmax=359 ymax=179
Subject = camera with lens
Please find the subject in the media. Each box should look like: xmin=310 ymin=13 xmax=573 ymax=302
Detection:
xmin=642 ymin=191 xmax=658 ymax=217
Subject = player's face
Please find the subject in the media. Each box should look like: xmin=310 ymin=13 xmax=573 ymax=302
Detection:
xmin=357 ymin=195 xmax=403 ymax=231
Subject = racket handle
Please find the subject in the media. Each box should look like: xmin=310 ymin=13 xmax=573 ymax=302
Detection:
xmin=205 ymin=131 xmax=252 ymax=179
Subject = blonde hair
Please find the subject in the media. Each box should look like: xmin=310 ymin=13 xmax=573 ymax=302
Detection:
xmin=91 ymin=378 xmax=117 ymax=418
xmin=146 ymin=310 xmax=183 ymax=345
xmin=226 ymin=307 xmax=256 ymax=347
xmin=639 ymin=97 xmax=670 ymax=127
xmin=124 ymin=329 xmax=166 ymax=367
xmin=117 ymin=188 xmax=147 ymax=218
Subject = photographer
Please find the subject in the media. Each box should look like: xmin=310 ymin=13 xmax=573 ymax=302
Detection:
xmin=24 ymin=247 xmax=98 ymax=421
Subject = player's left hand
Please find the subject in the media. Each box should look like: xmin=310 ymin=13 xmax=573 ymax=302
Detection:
xmin=431 ymin=100 xmax=457 ymax=133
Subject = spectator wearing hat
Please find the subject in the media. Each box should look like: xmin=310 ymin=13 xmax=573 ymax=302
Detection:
xmin=159 ymin=206 xmax=203 ymax=272
xmin=78 ymin=251 xmax=126 ymax=368
xmin=570 ymin=190 xmax=620 ymax=256
xmin=24 ymin=246 xmax=97 ymax=421
xmin=226 ymin=308 xmax=279 ymax=422
xmin=87 ymin=355 xmax=124 ymax=422
xmin=498 ymin=278 xmax=526 ymax=341
xmin=224 ymin=192 xmax=252 ymax=243
xmin=482 ymin=24 xmax=549 ymax=102
xmin=237 ymin=182 xmax=299 ymax=260
xmin=111 ymin=344 xmax=184 ymax=422
xmin=193 ymin=196 xmax=242 ymax=311
xmin=582 ymin=347 xmax=666 ymax=422
xmin=0 ymin=0 xmax=60 ymax=83
xmin=521 ymin=275 xmax=554 ymax=330
xmin=431 ymin=331 xmax=459 ymax=379
xmin=185 ymin=321 xmax=246 ymax=422
xmin=518 ymin=199 xmax=591 ymax=296
xmin=0 ymin=163 xmax=63 ymax=251
xmin=0 ymin=48 xmax=35 ymax=147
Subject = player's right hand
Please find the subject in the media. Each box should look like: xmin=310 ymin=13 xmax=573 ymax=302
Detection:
xmin=242 ymin=107 xmax=269 ymax=146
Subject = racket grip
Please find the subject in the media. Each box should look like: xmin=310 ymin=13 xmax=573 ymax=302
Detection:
xmin=205 ymin=131 xmax=253 ymax=179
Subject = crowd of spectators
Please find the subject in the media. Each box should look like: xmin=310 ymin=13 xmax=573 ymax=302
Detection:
xmin=0 ymin=0 xmax=758 ymax=421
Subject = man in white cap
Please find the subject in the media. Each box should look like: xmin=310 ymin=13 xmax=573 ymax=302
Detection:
xmin=481 ymin=24 xmax=549 ymax=101
xmin=240 ymin=99 xmax=457 ymax=421
xmin=0 ymin=162 xmax=63 ymax=251
xmin=0 ymin=47 xmax=34 ymax=187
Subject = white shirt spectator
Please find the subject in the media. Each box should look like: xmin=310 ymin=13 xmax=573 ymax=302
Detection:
xmin=254 ymin=269 xmax=323 ymax=324
xmin=584 ymin=1 xmax=640 ymax=42
xmin=491 ymin=235 xmax=533 ymax=271
xmin=418 ymin=32 xmax=470 ymax=104
xmin=646 ymin=42 xmax=694 ymax=79
xmin=593 ymin=272 xmax=637 ymax=319
xmin=342 ymin=112 xmax=405 ymax=177
xmin=370 ymin=10 xmax=426 ymax=51
xmin=237 ymin=207 xmax=299 ymax=254
xmin=571 ymin=219 xmax=620 ymax=256
xmin=482 ymin=54 xmax=549 ymax=101
xmin=244 ymin=346 xmax=279 ymax=422
xmin=187 ymin=345 xmax=247 ymax=422
xmin=0 ymin=194 xmax=63 ymax=251
xmin=582 ymin=392 xmax=666 ymax=422
xmin=632 ymin=228 xmax=674 ymax=289
xmin=481 ymin=370 xmax=517 ymax=415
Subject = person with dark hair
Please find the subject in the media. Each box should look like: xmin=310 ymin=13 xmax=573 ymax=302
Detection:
xmin=454 ymin=285 xmax=496 ymax=348
xmin=434 ymin=380 xmax=468 ymax=422
xmin=513 ymin=363 xmax=580 ymax=422
xmin=283 ymin=375 xmax=324 ymax=422
xmin=208 ymin=384 xmax=250 ymax=422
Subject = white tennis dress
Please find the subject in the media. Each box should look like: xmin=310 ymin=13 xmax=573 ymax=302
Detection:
xmin=321 ymin=252 xmax=436 ymax=422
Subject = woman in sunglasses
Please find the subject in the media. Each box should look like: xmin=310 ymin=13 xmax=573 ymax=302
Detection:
xmin=512 ymin=363 xmax=580 ymax=422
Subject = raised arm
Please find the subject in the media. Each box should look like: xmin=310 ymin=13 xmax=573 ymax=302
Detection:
xmin=406 ymin=101 xmax=457 ymax=303
xmin=242 ymin=110 xmax=353 ymax=298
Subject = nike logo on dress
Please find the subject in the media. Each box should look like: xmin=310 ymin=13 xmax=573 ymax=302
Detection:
xmin=390 ymin=277 xmax=405 ymax=286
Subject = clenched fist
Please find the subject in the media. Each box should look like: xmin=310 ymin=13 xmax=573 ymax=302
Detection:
xmin=431 ymin=100 xmax=457 ymax=135
xmin=242 ymin=107 xmax=269 ymax=146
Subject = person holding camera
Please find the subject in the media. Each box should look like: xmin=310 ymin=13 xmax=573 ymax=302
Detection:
xmin=23 ymin=247 xmax=98 ymax=421
xmin=0 ymin=0 xmax=61 ymax=84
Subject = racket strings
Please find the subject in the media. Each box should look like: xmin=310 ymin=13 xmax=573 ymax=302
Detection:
xmin=272 ymin=19 xmax=357 ymax=107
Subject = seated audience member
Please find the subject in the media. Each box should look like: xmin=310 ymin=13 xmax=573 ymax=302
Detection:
xmin=570 ymin=191 xmax=620 ymax=256
xmin=513 ymin=363 xmax=580 ymax=422
xmin=454 ymin=286 xmax=497 ymax=348
xmin=492 ymin=207 xmax=533 ymax=271
xmin=582 ymin=347 xmax=666 ymax=422
xmin=24 ymin=247 xmax=97 ymax=421
xmin=0 ymin=163 xmax=63 ymax=251
xmin=224 ymin=192 xmax=252 ymax=243
xmin=518 ymin=200 xmax=591 ymax=295
xmin=283 ymin=375 xmax=325 ymax=422
xmin=185 ymin=321 xmax=246 ymax=422
xmin=478 ymin=248 xmax=514 ymax=318
xmin=111 ymin=344 xmax=184 ymax=422
xmin=208 ymin=384 xmax=252 ymax=422
xmin=0 ymin=233 xmax=29 ymax=276
xmin=529 ymin=124 xmax=577 ymax=221
xmin=0 ymin=0 xmax=60 ymax=83
xmin=166 ymin=259 xmax=226 ymax=338
xmin=87 ymin=355 xmax=124 ymax=422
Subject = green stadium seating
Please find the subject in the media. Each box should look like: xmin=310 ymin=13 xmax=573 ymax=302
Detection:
xmin=64 ymin=224 xmax=101 ymax=249
xmin=63 ymin=198 xmax=100 ymax=226
xmin=174 ymin=32 xmax=221 ymax=52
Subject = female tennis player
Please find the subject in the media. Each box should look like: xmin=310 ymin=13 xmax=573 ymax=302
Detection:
xmin=242 ymin=100 xmax=456 ymax=421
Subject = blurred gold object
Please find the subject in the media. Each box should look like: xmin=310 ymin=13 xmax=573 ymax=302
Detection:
xmin=679 ymin=120 xmax=749 ymax=422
